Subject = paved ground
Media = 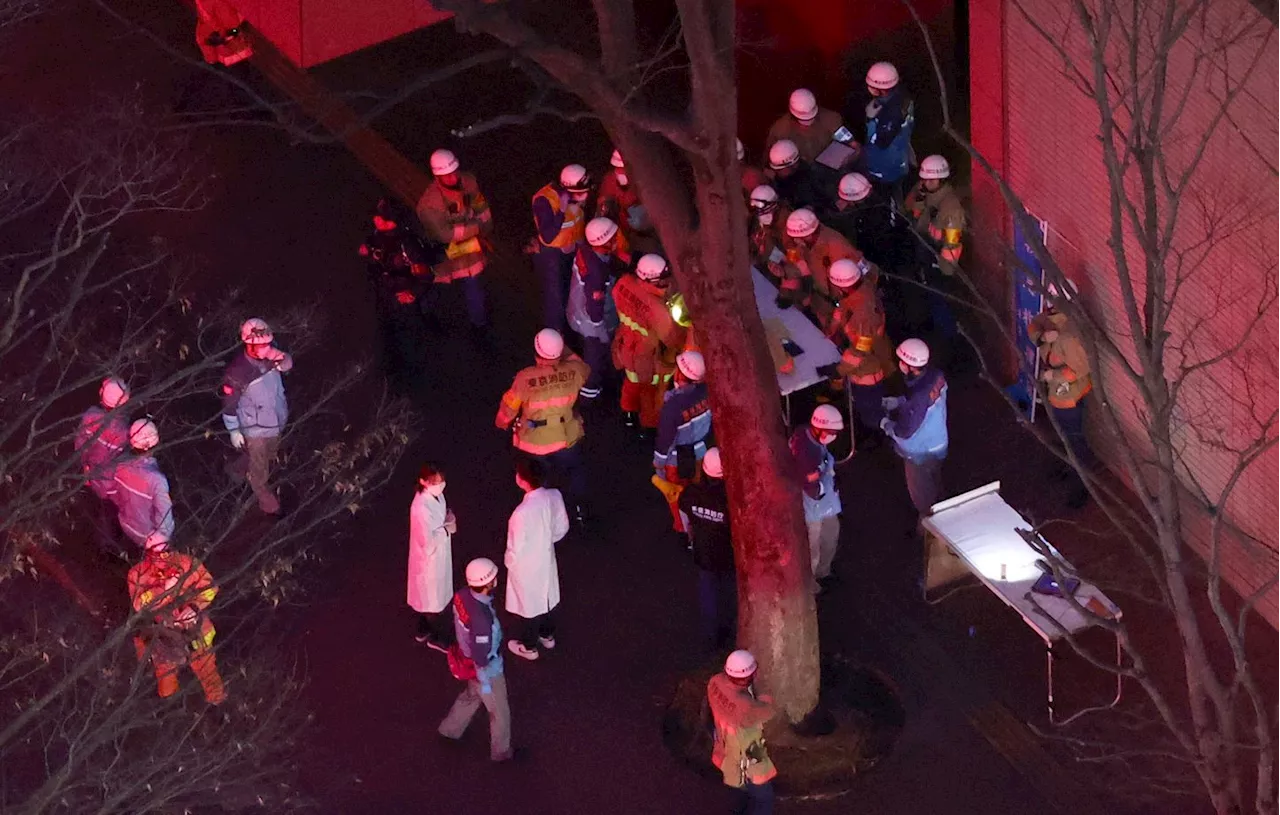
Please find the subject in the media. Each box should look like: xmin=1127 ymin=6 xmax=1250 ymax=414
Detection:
xmin=7 ymin=2 xmax=1275 ymax=814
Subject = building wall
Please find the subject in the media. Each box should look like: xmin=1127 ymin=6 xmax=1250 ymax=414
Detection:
xmin=972 ymin=0 xmax=1279 ymax=625
xmin=237 ymin=0 xmax=452 ymax=67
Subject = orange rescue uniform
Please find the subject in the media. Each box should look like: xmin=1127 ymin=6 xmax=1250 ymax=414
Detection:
xmin=128 ymin=550 xmax=225 ymax=704
xmin=611 ymin=275 xmax=687 ymax=429
xmin=495 ymin=354 xmax=592 ymax=455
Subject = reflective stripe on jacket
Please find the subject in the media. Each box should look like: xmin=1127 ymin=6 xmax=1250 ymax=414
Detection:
xmin=653 ymin=382 xmax=712 ymax=470
xmin=75 ymin=407 xmax=130 ymax=498
xmin=532 ymin=184 xmax=584 ymax=250
xmin=496 ymin=356 xmax=590 ymax=455
xmin=112 ymin=455 xmax=174 ymax=545
xmin=221 ymin=350 xmax=290 ymax=438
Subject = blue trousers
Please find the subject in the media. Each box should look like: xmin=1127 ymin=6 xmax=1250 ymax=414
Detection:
xmin=539 ymin=444 xmax=587 ymax=511
xmin=533 ymin=247 xmax=574 ymax=331
xmin=420 ymin=275 xmax=488 ymax=328
xmin=850 ymin=380 xmax=887 ymax=429
xmin=1049 ymin=397 xmax=1096 ymax=470
xmin=697 ymin=569 xmax=737 ymax=648
xmin=580 ymin=335 xmax=611 ymax=399
xmin=730 ymin=780 xmax=775 ymax=815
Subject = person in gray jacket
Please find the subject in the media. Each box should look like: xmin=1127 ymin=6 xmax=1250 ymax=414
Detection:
xmin=221 ymin=317 xmax=292 ymax=515
xmin=110 ymin=419 xmax=175 ymax=550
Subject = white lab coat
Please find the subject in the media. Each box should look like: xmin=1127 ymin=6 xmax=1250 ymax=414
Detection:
xmin=504 ymin=487 xmax=570 ymax=618
xmin=407 ymin=490 xmax=453 ymax=614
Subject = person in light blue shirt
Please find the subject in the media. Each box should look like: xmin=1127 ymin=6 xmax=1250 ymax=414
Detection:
xmin=882 ymin=338 xmax=948 ymax=517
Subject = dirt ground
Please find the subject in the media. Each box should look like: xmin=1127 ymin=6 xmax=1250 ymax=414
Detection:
xmin=3 ymin=1 xmax=1274 ymax=814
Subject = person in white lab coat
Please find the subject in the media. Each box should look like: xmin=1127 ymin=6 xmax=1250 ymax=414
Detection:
xmin=504 ymin=457 xmax=570 ymax=661
xmin=407 ymin=462 xmax=457 ymax=652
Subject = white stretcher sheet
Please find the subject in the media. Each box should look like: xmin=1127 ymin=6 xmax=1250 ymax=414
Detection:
xmin=922 ymin=482 xmax=1122 ymax=644
xmin=751 ymin=268 xmax=842 ymax=396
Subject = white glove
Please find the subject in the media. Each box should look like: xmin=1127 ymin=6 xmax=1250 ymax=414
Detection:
xmin=229 ymin=429 xmax=245 ymax=449
xmin=879 ymin=417 xmax=893 ymax=434
xmin=866 ymin=99 xmax=883 ymax=119
xmin=881 ymin=396 xmax=903 ymax=411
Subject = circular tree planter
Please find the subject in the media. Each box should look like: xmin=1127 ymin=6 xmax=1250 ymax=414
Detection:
xmin=662 ymin=653 xmax=905 ymax=798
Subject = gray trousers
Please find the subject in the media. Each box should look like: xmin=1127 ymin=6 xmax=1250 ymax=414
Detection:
xmin=904 ymin=456 xmax=944 ymax=515
xmin=807 ymin=516 xmax=840 ymax=583
xmin=438 ymin=673 xmax=512 ymax=761
xmin=244 ymin=435 xmax=281 ymax=514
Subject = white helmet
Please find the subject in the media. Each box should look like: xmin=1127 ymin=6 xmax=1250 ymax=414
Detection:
xmin=896 ymin=337 xmax=930 ymax=367
xmin=811 ymin=404 xmax=845 ymax=432
xmin=838 ymin=172 xmax=872 ymax=203
xmin=99 ymin=377 xmax=130 ymax=409
xmin=866 ymin=61 xmax=900 ymax=90
xmin=636 ymin=254 xmax=668 ymax=281
xmin=725 ymin=649 xmax=757 ymax=678
xmin=702 ymin=447 xmax=724 ymax=478
xmin=143 ymin=531 xmax=169 ymax=553
xmin=829 ymin=258 xmax=865 ymax=288
xmin=609 ymin=149 xmax=625 ymax=169
xmin=585 ymin=216 xmax=619 ymax=247
xmin=240 ymin=318 xmax=273 ymax=345
xmin=788 ymin=88 xmax=819 ymax=123
xmin=676 ymin=351 xmax=706 ymax=382
xmin=560 ymin=163 xmax=591 ymax=192
xmin=129 ymin=418 xmax=160 ymax=451
xmin=534 ymin=328 xmax=565 ymax=360
xmin=735 ymin=138 xmax=745 ymax=162
xmin=785 ymin=208 xmax=820 ymax=239
xmin=465 ymin=557 xmax=499 ymax=588
xmin=749 ymin=184 xmax=779 ymax=211
xmin=429 ymin=148 xmax=459 ymax=176
xmin=768 ymin=139 xmax=800 ymax=170
xmin=919 ymin=155 xmax=951 ymax=180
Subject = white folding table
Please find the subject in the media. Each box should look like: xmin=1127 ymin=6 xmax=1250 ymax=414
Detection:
xmin=751 ymin=269 xmax=855 ymax=459
xmin=921 ymin=481 xmax=1124 ymax=724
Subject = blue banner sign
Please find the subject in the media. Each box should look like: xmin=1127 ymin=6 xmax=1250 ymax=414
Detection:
xmin=1009 ymin=216 xmax=1048 ymax=419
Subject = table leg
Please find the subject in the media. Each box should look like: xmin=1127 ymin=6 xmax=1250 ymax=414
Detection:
xmin=1047 ymin=632 xmax=1125 ymax=726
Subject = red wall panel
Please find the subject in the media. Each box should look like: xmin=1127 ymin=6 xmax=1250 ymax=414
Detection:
xmin=239 ymin=0 xmax=452 ymax=68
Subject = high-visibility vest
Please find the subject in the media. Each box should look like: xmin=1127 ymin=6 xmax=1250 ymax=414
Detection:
xmin=532 ymin=184 xmax=585 ymax=250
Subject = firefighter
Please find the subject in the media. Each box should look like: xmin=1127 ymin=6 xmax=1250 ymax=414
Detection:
xmin=74 ymin=377 xmax=131 ymax=552
xmin=907 ymin=155 xmax=964 ymax=347
xmin=221 ymin=318 xmax=291 ymax=515
xmin=416 ymin=149 xmax=494 ymax=334
xmin=790 ymin=405 xmax=844 ymax=592
xmin=359 ymin=197 xmax=433 ymax=390
xmin=817 ymin=258 xmax=894 ymax=443
xmin=110 ymin=419 xmax=175 ymax=551
xmin=766 ymin=139 xmax=826 ymax=213
xmin=747 ymin=185 xmax=791 ymax=289
xmin=495 ymin=329 xmax=591 ymax=525
xmin=738 ymin=139 xmax=768 ymax=202
xmin=1028 ymin=282 xmax=1095 ymax=509
xmin=678 ymin=449 xmax=737 ymax=649
xmin=881 ymin=338 xmax=949 ymax=517
xmin=780 ymin=208 xmax=862 ymax=329
xmin=708 ymin=650 xmax=776 ymax=814
xmin=861 ymin=62 xmax=915 ymax=202
xmin=128 ymin=532 xmax=225 ymax=704
xmin=611 ymin=254 xmax=687 ymax=432
xmin=596 ymin=149 xmax=654 ymax=255
xmin=652 ymin=351 xmax=713 ymax=534
xmin=568 ymin=217 xmax=628 ymax=403
xmin=531 ymin=164 xmax=591 ymax=331
xmin=437 ymin=557 xmax=513 ymax=762
xmin=766 ymin=88 xmax=844 ymax=164
xmin=194 ymin=0 xmax=252 ymax=67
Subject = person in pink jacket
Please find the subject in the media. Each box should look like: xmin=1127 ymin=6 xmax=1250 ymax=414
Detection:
xmin=407 ymin=462 xmax=456 ymax=652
